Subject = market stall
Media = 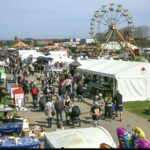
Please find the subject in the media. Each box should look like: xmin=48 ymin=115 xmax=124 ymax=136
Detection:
xmin=77 ymin=59 xmax=150 ymax=101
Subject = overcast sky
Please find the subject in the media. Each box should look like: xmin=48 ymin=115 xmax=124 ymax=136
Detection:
xmin=0 ymin=0 xmax=149 ymax=40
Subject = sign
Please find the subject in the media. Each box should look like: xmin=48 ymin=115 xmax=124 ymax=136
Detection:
xmin=141 ymin=67 xmax=146 ymax=74
xmin=14 ymin=88 xmax=24 ymax=108
xmin=10 ymin=85 xmax=19 ymax=99
xmin=14 ymin=93 xmax=24 ymax=108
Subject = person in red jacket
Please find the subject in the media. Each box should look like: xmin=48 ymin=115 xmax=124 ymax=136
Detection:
xmin=31 ymin=85 xmax=39 ymax=109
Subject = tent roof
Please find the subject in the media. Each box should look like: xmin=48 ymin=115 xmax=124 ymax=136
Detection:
xmin=13 ymin=41 xmax=29 ymax=48
xmin=70 ymin=59 xmax=99 ymax=67
xmin=45 ymin=126 xmax=116 ymax=148
xmin=77 ymin=59 xmax=150 ymax=78
xmin=51 ymin=56 xmax=74 ymax=64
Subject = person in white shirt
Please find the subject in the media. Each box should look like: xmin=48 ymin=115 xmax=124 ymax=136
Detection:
xmin=44 ymin=98 xmax=55 ymax=128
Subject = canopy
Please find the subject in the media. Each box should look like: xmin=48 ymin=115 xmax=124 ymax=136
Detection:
xmin=13 ymin=41 xmax=29 ymax=48
xmin=70 ymin=59 xmax=99 ymax=67
xmin=51 ymin=57 xmax=74 ymax=64
xmin=18 ymin=50 xmax=44 ymax=61
xmin=45 ymin=126 xmax=116 ymax=148
xmin=77 ymin=59 xmax=150 ymax=101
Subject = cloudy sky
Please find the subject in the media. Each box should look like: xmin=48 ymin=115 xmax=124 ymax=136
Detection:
xmin=0 ymin=0 xmax=149 ymax=40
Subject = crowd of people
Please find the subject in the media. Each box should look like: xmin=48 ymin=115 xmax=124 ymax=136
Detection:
xmin=0 ymin=54 xmax=123 ymax=129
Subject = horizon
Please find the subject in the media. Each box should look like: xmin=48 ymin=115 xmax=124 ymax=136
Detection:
xmin=0 ymin=0 xmax=150 ymax=40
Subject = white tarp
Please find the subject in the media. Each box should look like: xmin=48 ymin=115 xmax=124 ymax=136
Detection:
xmin=18 ymin=50 xmax=45 ymax=61
xmin=70 ymin=59 xmax=100 ymax=67
xmin=49 ymin=51 xmax=68 ymax=57
xmin=77 ymin=59 xmax=150 ymax=101
xmin=101 ymin=41 xmax=138 ymax=50
xmin=18 ymin=50 xmax=37 ymax=60
xmin=45 ymin=126 xmax=116 ymax=148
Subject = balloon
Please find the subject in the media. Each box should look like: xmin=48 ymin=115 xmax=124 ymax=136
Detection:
xmin=135 ymin=138 xmax=150 ymax=148
xmin=133 ymin=127 xmax=145 ymax=139
xmin=116 ymin=127 xmax=134 ymax=148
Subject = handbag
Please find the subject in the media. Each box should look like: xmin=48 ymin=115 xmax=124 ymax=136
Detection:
xmin=51 ymin=110 xmax=55 ymax=116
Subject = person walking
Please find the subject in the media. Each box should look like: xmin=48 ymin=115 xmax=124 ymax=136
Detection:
xmin=76 ymin=81 xmax=84 ymax=102
xmin=64 ymin=94 xmax=73 ymax=124
xmin=58 ymin=83 xmax=66 ymax=101
xmin=44 ymin=98 xmax=55 ymax=128
xmin=95 ymin=93 xmax=105 ymax=118
xmin=104 ymin=92 xmax=113 ymax=121
xmin=31 ymin=85 xmax=39 ymax=109
xmin=69 ymin=83 xmax=75 ymax=103
xmin=113 ymin=90 xmax=123 ymax=121
xmin=90 ymin=103 xmax=102 ymax=127
xmin=54 ymin=95 xmax=64 ymax=124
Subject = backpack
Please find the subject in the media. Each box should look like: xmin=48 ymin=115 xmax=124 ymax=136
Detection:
xmin=71 ymin=106 xmax=80 ymax=117
xmin=31 ymin=87 xmax=38 ymax=95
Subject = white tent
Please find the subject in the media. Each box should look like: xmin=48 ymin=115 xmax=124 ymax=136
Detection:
xmin=49 ymin=51 xmax=68 ymax=57
xmin=70 ymin=59 xmax=100 ymax=67
xmin=77 ymin=59 xmax=150 ymax=101
xmin=18 ymin=50 xmax=45 ymax=61
xmin=45 ymin=126 xmax=116 ymax=148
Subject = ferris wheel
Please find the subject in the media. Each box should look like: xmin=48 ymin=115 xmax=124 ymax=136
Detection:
xmin=89 ymin=3 xmax=135 ymax=57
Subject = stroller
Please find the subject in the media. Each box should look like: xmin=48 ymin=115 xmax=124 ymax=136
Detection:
xmin=39 ymin=96 xmax=46 ymax=111
xmin=104 ymin=103 xmax=116 ymax=121
xmin=68 ymin=105 xmax=81 ymax=128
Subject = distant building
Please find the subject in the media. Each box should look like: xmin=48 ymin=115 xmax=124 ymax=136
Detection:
xmin=35 ymin=39 xmax=62 ymax=46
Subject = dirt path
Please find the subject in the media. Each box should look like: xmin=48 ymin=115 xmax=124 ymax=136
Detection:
xmin=6 ymin=73 xmax=150 ymax=145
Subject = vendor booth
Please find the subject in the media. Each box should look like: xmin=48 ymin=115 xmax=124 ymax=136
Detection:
xmin=77 ymin=59 xmax=150 ymax=101
xmin=44 ymin=126 xmax=117 ymax=148
xmin=14 ymin=88 xmax=24 ymax=108
xmin=10 ymin=85 xmax=19 ymax=99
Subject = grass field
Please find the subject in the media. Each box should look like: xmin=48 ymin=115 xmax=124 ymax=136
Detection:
xmin=123 ymin=100 xmax=150 ymax=119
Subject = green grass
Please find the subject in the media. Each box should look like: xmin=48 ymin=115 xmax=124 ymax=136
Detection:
xmin=123 ymin=100 xmax=150 ymax=119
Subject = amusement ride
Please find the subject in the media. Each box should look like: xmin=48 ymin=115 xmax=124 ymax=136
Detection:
xmin=89 ymin=3 xmax=137 ymax=58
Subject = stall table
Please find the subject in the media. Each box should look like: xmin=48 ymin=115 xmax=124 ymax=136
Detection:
xmin=0 ymin=122 xmax=22 ymax=136
xmin=0 ymin=137 xmax=40 ymax=148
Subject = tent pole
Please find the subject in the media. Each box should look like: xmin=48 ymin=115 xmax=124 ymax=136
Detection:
xmin=112 ymin=77 xmax=116 ymax=98
xmin=98 ymin=75 xmax=100 ymax=93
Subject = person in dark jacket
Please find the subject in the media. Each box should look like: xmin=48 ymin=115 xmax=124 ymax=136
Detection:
xmin=76 ymin=81 xmax=84 ymax=102
xmin=58 ymin=84 xmax=66 ymax=101
xmin=54 ymin=95 xmax=64 ymax=124
xmin=113 ymin=90 xmax=123 ymax=121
